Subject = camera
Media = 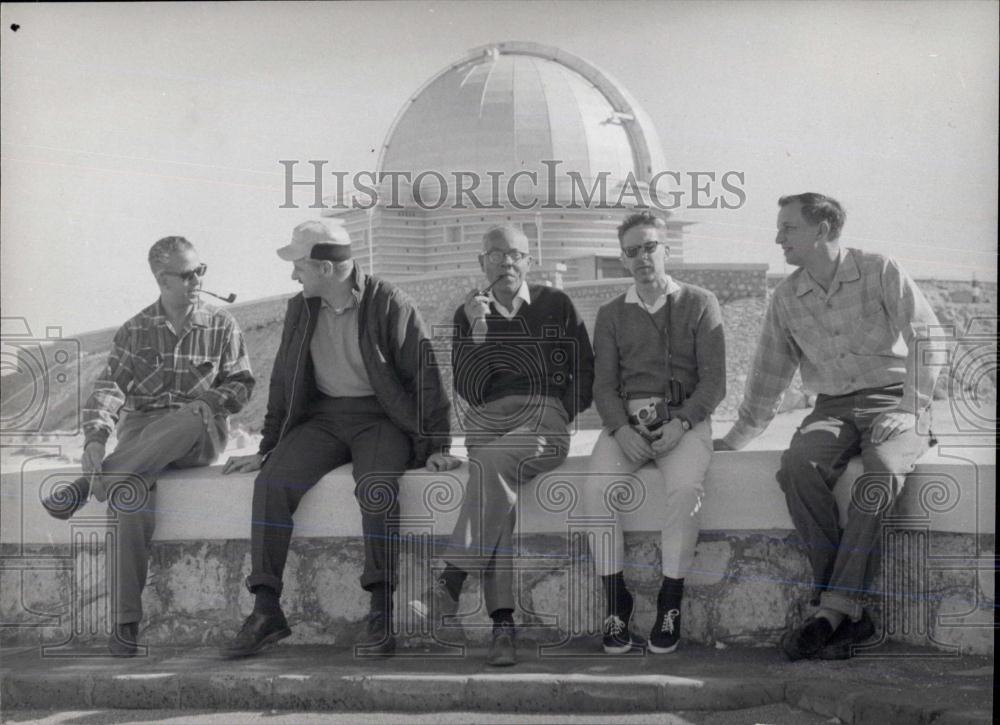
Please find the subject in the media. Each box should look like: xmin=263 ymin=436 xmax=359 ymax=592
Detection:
xmin=632 ymin=400 xmax=672 ymax=434
xmin=1 ymin=317 xmax=81 ymax=436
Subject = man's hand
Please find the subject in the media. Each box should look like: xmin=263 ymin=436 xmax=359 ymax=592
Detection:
xmin=463 ymin=289 xmax=491 ymax=327
xmin=222 ymin=453 xmax=264 ymax=475
xmin=713 ymin=439 xmax=735 ymax=451
xmin=185 ymin=399 xmax=214 ymax=425
xmin=426 ymin=452 xmax=462 ymax=472
xmin=651 ymin=420 xmax=685 ymax=457
xmin=613 ymin=425 xmax=655 ymax=463
xmin=81 ymin=441 xmax=105 ymax=476
xmin=870 ymin=411 xmax=916 ymax=445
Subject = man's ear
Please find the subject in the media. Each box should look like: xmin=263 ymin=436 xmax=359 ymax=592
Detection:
xmin=817 ymin=220 xmax=831 ymax=242
xmin=318 ymin=260 xmax=335 ymax=277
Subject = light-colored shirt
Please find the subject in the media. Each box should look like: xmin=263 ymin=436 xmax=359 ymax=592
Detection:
xmin=472 ymin=281 xmax=532 ymax=342
xmin=723 ymin=248 xmax=942 ymax=450
xmin=488 ymin=281 xmax=532 ymax=319
xmin=310 ymin=296 xmax=374 ymax=397
xmin=624 ymin=277 xmax=681 ymax=314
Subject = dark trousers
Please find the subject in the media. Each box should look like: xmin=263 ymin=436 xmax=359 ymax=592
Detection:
xmin=776 ymin=384 xmax=932 ymax=620
xmin=246 ymin=395 xmax=411 ymax=596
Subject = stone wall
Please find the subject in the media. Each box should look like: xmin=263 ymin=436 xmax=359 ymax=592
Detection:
xmin=2 ymin=530 xmax=991 ymax=654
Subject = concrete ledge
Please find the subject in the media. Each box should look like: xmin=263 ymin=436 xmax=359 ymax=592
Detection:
xmin=2 ymin=445 xmax=994 ymax=545
xmin=0 ymin=643 xmax=992 ymax=721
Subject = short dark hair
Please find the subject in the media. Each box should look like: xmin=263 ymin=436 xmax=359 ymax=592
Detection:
xmin=616 ymin=211 xmax=667 ymax=244
xmin=148 ymin=236 xmax=194 ymax=273
xmin=778 ymin=193 xmax=846 ymax=241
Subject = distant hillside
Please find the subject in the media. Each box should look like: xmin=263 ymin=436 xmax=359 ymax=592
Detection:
xmin=2 ymin=281 xmax=994 ymax=437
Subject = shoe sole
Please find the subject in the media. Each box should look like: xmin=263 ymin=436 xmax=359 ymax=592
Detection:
xmin=603 ymin=640 xmax=634 ymax=654
xmin=488 ymin=654 xmax=516 ymax=667
xmin=42 ymin=498 xmax=84 ymax=521
xmin=221 ymin=627 xmax=291 ymax=659
xmin=647 ymin=641 xmax=678 ymax=654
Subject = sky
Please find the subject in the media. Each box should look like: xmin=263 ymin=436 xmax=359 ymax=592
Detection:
xmin=1 ymin=1 xmax=997 ymax=335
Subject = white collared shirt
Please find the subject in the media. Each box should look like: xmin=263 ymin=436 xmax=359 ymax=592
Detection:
xmin=624 ymin=277 xmax=680 ymax=314
xmin=488 ymin=281 xmax=532 ymax=319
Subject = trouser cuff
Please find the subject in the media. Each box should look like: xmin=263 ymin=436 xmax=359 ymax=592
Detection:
xmin=245 ymin=573 xmax=283 ymax=597
xmin=819 ymin=590 xmax=863 ymax=621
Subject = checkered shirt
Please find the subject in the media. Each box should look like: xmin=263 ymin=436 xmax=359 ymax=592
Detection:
xmin=82 ymin=300 xmax=255 ymax=445
xmin=723 ymin=248 xmax=942 ymax=449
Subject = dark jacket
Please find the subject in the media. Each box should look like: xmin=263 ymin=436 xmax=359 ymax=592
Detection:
xmin=258 ymin=263 xmax=451 ymax=467
xmin=451 ymin=284 xmax=594 ymax=422
xmin=593 ymin=281 xmax=726 ymax=431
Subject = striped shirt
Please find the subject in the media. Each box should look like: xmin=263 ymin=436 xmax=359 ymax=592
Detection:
xmin=723 ymin=248 xmax=942 ymax=449
xmin=82 ymin=300 xmax=255 ymax=445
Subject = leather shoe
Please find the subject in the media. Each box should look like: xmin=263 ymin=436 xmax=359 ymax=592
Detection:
xmin=43 ymin=477 xmax=90 ymax=520
xmin=819 ymin=611 xmax=876 ymax=659
xmin=355 ymin=610 xmax=396 ymax=657
xmin=488 ymin=621 xmax=516 ymax=667
xmin=780 ymin=616 xmax=834 ymax=661
xmin=220 ymin=610 xmax=291 ymax=659
xmin=109 ymin=622 xmax=139 ymax=657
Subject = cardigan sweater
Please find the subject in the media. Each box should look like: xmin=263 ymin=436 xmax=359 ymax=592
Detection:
xmin=593 ymin=280 xmax=726 ymax=431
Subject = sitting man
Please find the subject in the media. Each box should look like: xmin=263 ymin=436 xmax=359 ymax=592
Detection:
xmin=42 ymin=235 xmax=255 ymax=656
xmin=221 ymin=219 xmax=457 ymax=659
xmin=409 ymin=224 xmax=595 ymax=667
xmin=715 ymin=193 xmax=942 ymax=660
xmin=583 ymin=211 xmax=725 ymax=654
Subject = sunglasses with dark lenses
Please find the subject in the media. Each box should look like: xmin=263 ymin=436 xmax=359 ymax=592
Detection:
xmin=162 ymin=263 xmax=208 ymax=282
xmin=482 ymin=249 xmax=529 ymax=264
xmin=622 ymin=241 xmax=663 ymax=258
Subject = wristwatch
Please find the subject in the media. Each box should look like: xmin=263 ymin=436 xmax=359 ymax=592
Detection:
xmin=677 ymin=418 xmax=692 ymax=432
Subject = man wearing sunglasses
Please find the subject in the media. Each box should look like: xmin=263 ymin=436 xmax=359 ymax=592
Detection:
xmin=42 ymin=236 xmax=255 ymax=656
xmin=581 ymin=211 xmax=726 ymax=655
xmin=409 ymin=224 xmax=594 ymax=666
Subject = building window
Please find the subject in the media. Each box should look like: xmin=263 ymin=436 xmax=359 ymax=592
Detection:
xmin=446 ymin=226 xmax=462 ymax=246
xmin=522 ymin=222 xmax=538 ymax=245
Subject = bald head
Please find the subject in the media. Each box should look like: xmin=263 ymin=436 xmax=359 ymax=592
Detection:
xmin=482 ymin=224 xmax=529 ymax=253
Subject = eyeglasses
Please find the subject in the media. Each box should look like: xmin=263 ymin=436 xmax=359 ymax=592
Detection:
xmin=162 ymin=263 xmax=207 ymax=282
xmin=622 ymin=241 xmax=664 ymax=258
xmin=482 ymin=249 xmax=529 ymax=264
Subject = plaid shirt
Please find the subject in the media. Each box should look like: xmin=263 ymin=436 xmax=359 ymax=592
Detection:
xmin=724 ymin=248 xmax=941 ymax=449
xmin=82 ymin=300 xmax=255 ymax=446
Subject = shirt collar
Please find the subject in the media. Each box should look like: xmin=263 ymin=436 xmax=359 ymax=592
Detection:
xmin=488 ymin=281 xmax=531 ymax=314
xmin=624 ymin=276 xmax=680 ymax=306
xmin=153 ymin=299 xmax=211 ymax=328
xmin=795 ymin=248 xmax=857 ymax=297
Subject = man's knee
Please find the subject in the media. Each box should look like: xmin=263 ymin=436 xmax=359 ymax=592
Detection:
xmin=777 ymin=446 xmax=816 ymax=492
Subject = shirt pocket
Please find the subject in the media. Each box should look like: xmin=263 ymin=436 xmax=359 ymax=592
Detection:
xmin=184 ymin=354 xmax=219 ymax=396
xmin=850 ymin=301 xmax=895 ymax=355
xmin=130 ymin=347 xmax=164 ymax=396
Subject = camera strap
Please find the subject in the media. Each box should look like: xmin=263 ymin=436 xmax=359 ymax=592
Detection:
xmin=638 ymin=291 xmax=677 ymax=402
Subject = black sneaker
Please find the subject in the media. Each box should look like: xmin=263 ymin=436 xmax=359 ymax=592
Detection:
xmin=648 ymin=607 xmax=681 ymax=654
xmin=602 ymin=596 xmax=635 ymax=654
xmin=42 ymin=476 xmax=90 ymax=520
xmin=779 ymin=616 xmax=834 ymax=661
xmin=408 ymin=577 xmax=459 ymax=627
xmin=356 ymin=610 xmax=396 ymax=657
xmin=488 ymin=621 xmax=516 ymax=667
xmin=819 ymin=611 xmax=876 ymax=660
xmin=220 ymin=610 xmax=291 ymax=659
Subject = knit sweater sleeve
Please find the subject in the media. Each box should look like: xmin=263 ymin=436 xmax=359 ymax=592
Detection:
xmin=592 ymin=299 xmax=630 ymax=431
xmin=675 ymin=290 xmax=726 ymax=426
